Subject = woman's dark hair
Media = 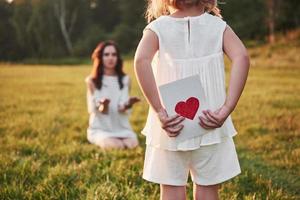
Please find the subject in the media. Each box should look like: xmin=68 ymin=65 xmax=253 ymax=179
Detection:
xmin=90 ymin=40 xmax=126 ymax=90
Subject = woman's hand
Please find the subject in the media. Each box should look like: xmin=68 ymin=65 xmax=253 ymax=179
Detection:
xmin=156 ymin=108 xmax=185 ymax=137
xmin=198 ymin=104 xmax=232 ymax=129
xmin=98 ymin=98 xmax=110 ymax=114
xmin=125 ymin=96 xmax=141 ymax=109
xmin=118 ymin=97 xmax=141 ymax=113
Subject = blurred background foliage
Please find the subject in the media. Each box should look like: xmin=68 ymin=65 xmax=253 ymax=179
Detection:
xmin=0 ymin=0 xmax=299 ymax=61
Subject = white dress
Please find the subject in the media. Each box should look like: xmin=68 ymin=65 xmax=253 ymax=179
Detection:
xmin=85 ymin=75 xmax=137 ymax=145
xmin=141 ymin=12 xmax=238 ymax=151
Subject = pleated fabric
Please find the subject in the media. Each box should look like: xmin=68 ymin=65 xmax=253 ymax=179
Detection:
xmin=141 ymin=12 xmax=237 ymax=151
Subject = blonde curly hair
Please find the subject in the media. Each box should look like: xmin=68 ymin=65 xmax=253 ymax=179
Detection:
xmin=145 ymin=0 xmax=221 ymax=22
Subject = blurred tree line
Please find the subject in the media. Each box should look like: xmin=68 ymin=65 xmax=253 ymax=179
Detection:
xmin=0 ymin=0 xmax=299 ymax=61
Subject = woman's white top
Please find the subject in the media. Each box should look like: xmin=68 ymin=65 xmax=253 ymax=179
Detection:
xmin=85 ymin=75 xmax=137 ymax=140
xmin=141 ymin=12 xmax=237 ymax=151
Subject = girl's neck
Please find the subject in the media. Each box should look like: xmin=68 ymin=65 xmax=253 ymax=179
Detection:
xmin=169 ymin=5 xmax=205 ymax=18
xmin=103 ymin=68 xmax=117 ymax=76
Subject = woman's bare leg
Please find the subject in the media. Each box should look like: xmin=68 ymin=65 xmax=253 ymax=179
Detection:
xmin=160 ymin=184 xmax=186 ymax=200
xmin=122 ymin=137 xmax=139 ymax=149
xmin=97 ymin=138 xmax=125 ymax=150
xmin=193 ymin=183 xmax=220 ymax=200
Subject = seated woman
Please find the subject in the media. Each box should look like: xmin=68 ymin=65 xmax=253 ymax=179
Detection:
xmin=85 ymin=40 xmax=140 ymax=150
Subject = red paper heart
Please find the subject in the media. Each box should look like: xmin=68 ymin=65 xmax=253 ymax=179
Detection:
xmin=175 ymin=97 xmax=200 ymax=120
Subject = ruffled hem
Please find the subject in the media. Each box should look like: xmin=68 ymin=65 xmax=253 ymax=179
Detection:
xmin=88 ymin=128 xmax=137 ymax=140
xmin=141 ymin=126 xmax=237 ymax=151
xmin=141 ymin=52 xmax=238 ymax=151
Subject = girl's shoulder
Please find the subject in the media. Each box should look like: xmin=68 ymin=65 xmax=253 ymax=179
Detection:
xmin=144 ymin=13 xmax=226 ymax=32
xmin=146 ymin=15 xmax=166 ymax=25
xmin=153 ymin=12 xmax=225 ymax=23
xmin=205 ymin=13 xmax=227 ymax=29
xmin=143 ymin=16 xmax=168 ymax=35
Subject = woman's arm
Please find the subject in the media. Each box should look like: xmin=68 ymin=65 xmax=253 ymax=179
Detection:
xmin=118 ymin=76 xmax=134 ymax=113
xmin=85 ymin=76 xmax=96 ymax=95
xmin=85 ymin=77 xmax=97 ymax=114
xmin=85 ymin=77 xmax=110 ymax=114
xmin=118 ymin=76 xmax=130 ymax=108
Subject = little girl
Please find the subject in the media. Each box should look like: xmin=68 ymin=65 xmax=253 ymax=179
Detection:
xmin=85 ymin=41 xmax=140 ymax=150
xmin=134 ymin=0 xmax=250 ymax=199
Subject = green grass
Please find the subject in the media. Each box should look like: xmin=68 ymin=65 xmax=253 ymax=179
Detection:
xmin=0 ymin=52 xmax=299 ymax=199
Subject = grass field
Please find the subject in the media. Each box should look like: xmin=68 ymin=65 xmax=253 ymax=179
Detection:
xmin=0 ymin=42 xmax=299 ymax=199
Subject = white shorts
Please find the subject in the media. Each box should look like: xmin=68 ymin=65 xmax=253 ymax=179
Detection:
xmin=142 ymin=136 xmax=241 ymax=186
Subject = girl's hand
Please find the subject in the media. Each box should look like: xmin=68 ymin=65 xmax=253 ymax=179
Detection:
xmin=198 ymin=105 xmax=232 ymax=129
xmin=156 ymin=108 xmax=185 ymax=137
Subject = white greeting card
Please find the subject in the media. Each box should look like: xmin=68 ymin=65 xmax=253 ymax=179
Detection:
xmin=158 ymin=74 xmax=210 ymax=142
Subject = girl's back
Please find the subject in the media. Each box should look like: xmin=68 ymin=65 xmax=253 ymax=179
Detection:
xmin=145 ymin=12 xmax=226 ymax=59
xmin=141 ymin=12 xmax=237 ymax=150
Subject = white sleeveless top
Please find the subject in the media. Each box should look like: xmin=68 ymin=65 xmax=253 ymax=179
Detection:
xmin=141 ymin=12 xmax=238 ymax=151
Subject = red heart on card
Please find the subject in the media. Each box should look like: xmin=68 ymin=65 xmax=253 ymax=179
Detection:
xmin=175 ymin=97 xmax=199 ymax=120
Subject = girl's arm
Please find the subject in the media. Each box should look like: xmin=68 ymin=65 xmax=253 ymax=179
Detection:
xmin=134 ymin=29 xmax=185 ymax=137
xmin=134 ymin=30 xmax=163 ymax=113
xmin=200 ymin=26 xmax=250 ymax=129
xmin=223 ymin=25 xmax=250 ymax=113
